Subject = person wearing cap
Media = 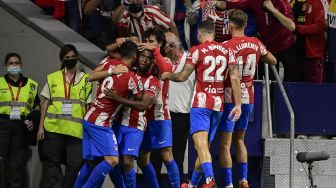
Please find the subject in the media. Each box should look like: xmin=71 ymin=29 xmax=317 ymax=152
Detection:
xmin=0 ymin=52 xmax=40 ymax=188
xmin=113 ymin=0 xmax=179 ymax=42
xmin=37 ymin=44 xmax=92 ymax=188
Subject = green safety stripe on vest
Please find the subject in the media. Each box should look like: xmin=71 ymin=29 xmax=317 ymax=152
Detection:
xmin=45 ymin=113 xmax=83 ymax=123
xmin=0 ymin=101 xmax=32 ymax=111
xmin=51 ymin=97 xmax=86 ymax=106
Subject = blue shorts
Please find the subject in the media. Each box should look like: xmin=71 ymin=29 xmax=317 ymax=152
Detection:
xmin=141 ymin=120 xmax=173 ymax=151
xmin=114 ymin=124 xmax=144 ymax=158
xmin=218 ymin=104 xmax=254 ymax=132
xmin=82 ymin=120 xmax=119 ymax=160
xmin=190 ymin=108 xmax=223 ymax=142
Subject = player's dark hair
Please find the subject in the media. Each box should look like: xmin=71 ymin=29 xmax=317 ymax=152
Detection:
xmin=198 ymin=19 xmax=215 ymax=34
xmin=144 ymin=28 xmax=167 ymax=56
xmin=4 ymin=52 xmax=21 ymax=65
xmin=120 ymin=40 xmax=138 ymax=59
xmin=228 ymin=9 xmax=248 ymax=29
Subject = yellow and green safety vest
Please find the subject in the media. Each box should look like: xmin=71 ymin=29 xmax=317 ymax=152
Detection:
xmin=44 ymin=70 xmax=92 ymax=139
xmin=0 ymin=76 xmax=38 ymax=117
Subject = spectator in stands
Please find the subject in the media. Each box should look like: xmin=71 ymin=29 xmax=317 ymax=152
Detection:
xmin=165 ymin=32 xmax=195 ymax=182
xmin=82 ymin=0 xmax=121 ymax=49
xmin=291 ymin=0 xmax=326 ymax=83
xmin=215 ymin=0 xmax=302 ymax=82
xmin=112 ymin=0 xmax=179 ymax=42
xmin=37 ymin=44 xmax=92 ymax=188
xmin=0 ymin=53 xmax=40 ymax=188
xmin=326 ymin=0 xmax=336 ymax=82
xmin=34 ymin=0 xmax=80 ymax=31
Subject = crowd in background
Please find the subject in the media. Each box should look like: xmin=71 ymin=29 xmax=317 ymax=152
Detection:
xmin=31 ymin=0 xmax=336 ymax=83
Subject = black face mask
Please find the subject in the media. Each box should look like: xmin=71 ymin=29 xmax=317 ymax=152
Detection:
xmin=63 ymin=59 xmax=77 ymax=69
xmin=128 ymin=4 xmax=143 ymax=14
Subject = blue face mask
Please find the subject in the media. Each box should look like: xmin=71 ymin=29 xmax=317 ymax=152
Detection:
xmin=7 ymin=66 xmax=21 ymax=76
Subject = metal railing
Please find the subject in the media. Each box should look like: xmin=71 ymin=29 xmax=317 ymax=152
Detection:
xmin=265 ymin=64 xmax=295 ymax=188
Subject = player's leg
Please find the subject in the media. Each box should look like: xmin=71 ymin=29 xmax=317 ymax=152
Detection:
xmin=182 ymin=157 xmax=203 ymax=188
xmin=108 ymin=123 xmax=126 ymax=188
xmin=218 ymin=104 xmax=235 ymax=187
xmin=122 ymin=126 xmax=144 ymax=188
xmin=138 ymin=125 xmax=159 ymax=188
xmin=233 ymin=104 xmax=253 ymax=188
xmin=189 ymin=108 xmax=219 ymax=187
xmin=153 ymin=120 xmax=180 ymax=188
xmin=137 ymin=150 xmax=159 ymax=188
xmin=79 ymin=121 xmax=120 ymax=187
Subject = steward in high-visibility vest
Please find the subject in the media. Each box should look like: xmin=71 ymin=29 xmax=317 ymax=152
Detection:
xmin=38 ymin=44 xmax=92 ymax=188
xmin=0 ymin=52 xmax=41 ymax=188
xmin=43 ymin=70 xmax=91 ymax=139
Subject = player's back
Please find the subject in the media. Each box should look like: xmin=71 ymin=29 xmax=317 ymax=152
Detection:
xmin=188 ymin=40 xmax=236 ymax=111
xmin=85 ymin=58 xmax=141 ymax=126
xmin=225 ymin=36 xmax=268 ymax=104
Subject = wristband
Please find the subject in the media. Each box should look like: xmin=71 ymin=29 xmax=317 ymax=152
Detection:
xmin=108 ymin=66 xmax=113 ymax=76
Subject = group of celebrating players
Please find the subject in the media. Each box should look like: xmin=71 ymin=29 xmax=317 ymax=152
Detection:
xmin=74 ymin=9 xmax=277 ymax=188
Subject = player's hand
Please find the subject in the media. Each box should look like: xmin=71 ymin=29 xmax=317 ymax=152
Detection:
xmin=161 ymin=72 xmax=172 ymax=80
xmin=112 ymin=64 xmax=128 ymax=75
xmin=138 ymin=43 xmax=157 ymax=51
xmin=104 ymin=88 xmax=119 ymax=100
xmin=37 ymin=126 xmax=45 ymax=141
xmin=25 ymin=120 xmax=34 ymax=131
xmin=263 ymin=0 xmax=275 ymax=12
xmin=212 ymin=1 xmax=226 ymax=9
xmin=228 ymin=105 xmax=241 ymax=122
xmin=116 ymin=37 xmax=128 ymax=47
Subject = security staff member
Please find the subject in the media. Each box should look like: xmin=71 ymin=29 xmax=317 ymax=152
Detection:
xmin=0 ymin=52 xmax=40 ymax=188
xmin=37 ymin=44 xmax=92 ymax=188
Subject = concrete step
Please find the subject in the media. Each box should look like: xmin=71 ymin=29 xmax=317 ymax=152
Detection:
xmin=269 ymin=157 xmax=336 ymax=176
xmin=264 ymin=139 xmax=336 ymax=158
xmin=274 ymin=174 xmax=336 ymax=188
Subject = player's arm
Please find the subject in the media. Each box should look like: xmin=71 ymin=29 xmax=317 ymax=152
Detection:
xmin=106 ymin=38 xmax=129 ymax=59
xmin=260 ymin=53 xmax=277 ymax=65
xmin=228 ymin=64 xmax=242 ymax=121
xmin=87 ymin=64 xmax=128 ymax=82
xmin=104 ymin=89 xmax=155 ymax=111
xmin=162 ymin=63 xmax=195 ymax=82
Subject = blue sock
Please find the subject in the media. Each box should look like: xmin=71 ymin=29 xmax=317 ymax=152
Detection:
xmin=164 ymin=160 xmax=180 ymax=188
xmin=109 ymin=165 xmax=126 ymax=188
xmin=74 ymin=162 xmax=93 ymax=188
xmin=190 ymin=170 xmax=203 ymax=186
xmin=201 ymin=162 xmax=214 ymax=179
xmin=83 ymin=160 xmax=114 ymax=188
xmin=221 ymin=168 xmax=232 ymax=186
xmin=124 ymin=169 xmax=136 ymax=188
xmin=238 ymin=162 xmax=248 ymax=181
xmin=140 ymin=163 xmax=159 ymax=188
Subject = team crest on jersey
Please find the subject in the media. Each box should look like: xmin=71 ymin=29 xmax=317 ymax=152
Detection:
xmin=30 ymin=83 xmax=36 ymax=91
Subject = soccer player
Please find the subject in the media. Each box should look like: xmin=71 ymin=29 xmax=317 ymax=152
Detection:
xmin=218 ymin=10 xmax=277 ymax=188
xmin=136 ymin=28 xmax=181 ymax=188
xmin=103 ymin=49 xmax=161 ymax=188
xmin=163 ymin=19 xmax=242 ymax=188
xmin=74 ymin=41 xmax=141 ymax=188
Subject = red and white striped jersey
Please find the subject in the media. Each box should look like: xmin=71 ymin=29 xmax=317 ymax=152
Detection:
xmin=224 ymin=36 xmax=268 ymax=104
xmin=84 ymin=58 xmax=142 ymax=127
xmin=187 ymin=40 xmax=236 ymax=111
xmin=116 ymin=5 xmax=171 ymax=41
xmin=120 ymin=73 xmax=160 ymax=130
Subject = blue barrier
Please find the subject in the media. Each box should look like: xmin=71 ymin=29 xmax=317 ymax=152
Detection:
xmin=273 ymin=83 xmax=336 ymax=135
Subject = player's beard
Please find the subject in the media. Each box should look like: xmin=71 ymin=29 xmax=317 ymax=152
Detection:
xmin=138 ymin=63 xmax=153 ymax=74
